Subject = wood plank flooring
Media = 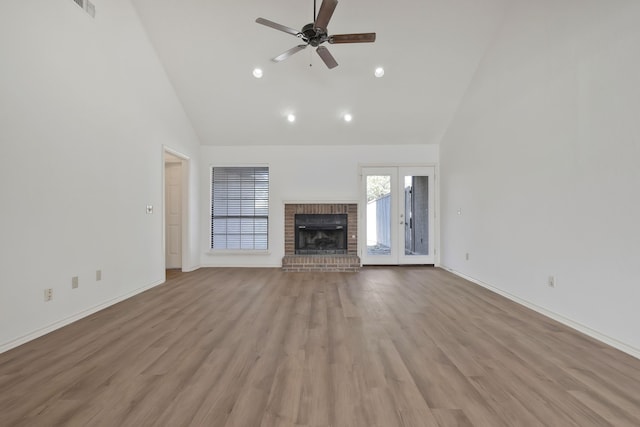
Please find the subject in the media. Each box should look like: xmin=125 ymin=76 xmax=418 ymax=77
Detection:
xmin=1 ymin=267 xmax=639 ymax=426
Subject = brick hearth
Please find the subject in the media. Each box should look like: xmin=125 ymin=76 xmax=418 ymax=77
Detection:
xmin=281 ymin=255 xmax=360 ymax=272
xmin=283 ymin=203 xmax=360 ymax=272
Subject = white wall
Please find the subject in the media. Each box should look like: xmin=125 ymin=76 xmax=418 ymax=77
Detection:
xmin=200 ymin=145 xmax=438 ymax=267
xmin=0 ymin=0 xmax=201 ymax=352
xmin=440 ymin=1 xmax=640 ymax=356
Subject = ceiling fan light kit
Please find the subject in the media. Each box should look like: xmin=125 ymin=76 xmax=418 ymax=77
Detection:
xmin=256 ymin=0 xmax=376 ymax=69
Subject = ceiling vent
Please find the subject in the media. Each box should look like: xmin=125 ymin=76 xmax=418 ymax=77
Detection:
xmin=72 ymin=0 xmax=96 ymax=18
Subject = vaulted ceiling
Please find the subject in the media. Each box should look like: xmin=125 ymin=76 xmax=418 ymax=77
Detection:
xmin=131 ymin=0 xmax=506 ymax=146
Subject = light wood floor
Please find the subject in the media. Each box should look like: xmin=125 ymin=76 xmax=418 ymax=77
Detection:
xmin=1 ymin=267 xmax=639 ymax=426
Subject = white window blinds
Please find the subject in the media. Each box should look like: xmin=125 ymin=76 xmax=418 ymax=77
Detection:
xmin=211 ymin=167 xmax=269 ymax=250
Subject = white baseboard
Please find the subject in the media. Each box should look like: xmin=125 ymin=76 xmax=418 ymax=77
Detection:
xmin=199 ymin=263 xmax=282 ymax=269
xmin=442 ymin=266 xmax=640 ymax=361
xmin=0 ymin=279 xmax=165 ymax=355
xmin=181 ymin=265 xmax=201 ymax=273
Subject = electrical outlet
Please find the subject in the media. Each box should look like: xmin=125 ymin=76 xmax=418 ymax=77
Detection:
xmin=96 ymin=270 xmax=102 ymax=281
xmin=548 ymin=276 xmax=555 ymax=288
xmin=72 ymin=276 xmax=79 ymax=289
xmin=44 ymin=288 xmax=53 ymax=302
xmin=465 ymin=253 xmax=470 ymax=261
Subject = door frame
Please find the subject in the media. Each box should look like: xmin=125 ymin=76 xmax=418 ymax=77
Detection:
xmin=162 ymin=147 xmax=190 ymax=273
xmin=359 ymin=163 xmax=439 ymax=266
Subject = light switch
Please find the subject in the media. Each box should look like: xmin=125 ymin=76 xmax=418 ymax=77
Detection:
xmin=146 ymin=205 xmax=153 ymax=214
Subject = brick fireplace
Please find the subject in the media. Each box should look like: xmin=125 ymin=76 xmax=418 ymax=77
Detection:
xmin=282 ymin=203 xmax=361 ymax=272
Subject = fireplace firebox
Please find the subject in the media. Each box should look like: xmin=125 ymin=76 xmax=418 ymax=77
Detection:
xmin=295 ymin=214 xmax=347 ymax=255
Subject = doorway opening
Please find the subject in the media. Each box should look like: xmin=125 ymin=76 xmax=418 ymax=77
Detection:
xmin=163 ymin=149 xmax=189 ymax=273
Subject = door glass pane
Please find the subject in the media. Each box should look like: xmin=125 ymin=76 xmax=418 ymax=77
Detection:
xmin=403 ymin=175 xmax=429 ymax=256
xmin=366 ymin=175 xmax=391 ymax=256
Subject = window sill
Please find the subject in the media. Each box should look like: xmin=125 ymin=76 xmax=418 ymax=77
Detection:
xmin=207 ymin=250 xmax=271 ymax=256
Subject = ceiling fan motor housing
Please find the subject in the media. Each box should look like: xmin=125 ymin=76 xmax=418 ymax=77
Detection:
xmin=301 ymin=23 xmax=328 ymax=47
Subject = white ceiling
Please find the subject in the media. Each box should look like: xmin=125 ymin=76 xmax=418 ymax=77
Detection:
xmin=131 ymin=0 xmax=506 ymax=146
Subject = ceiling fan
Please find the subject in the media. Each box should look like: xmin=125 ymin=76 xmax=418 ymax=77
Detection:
xmin=255 ymin=0 xmax=376 ymax=69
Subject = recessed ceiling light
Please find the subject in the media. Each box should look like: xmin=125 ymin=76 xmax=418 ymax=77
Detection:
xmin=374 ymin=67 xmax=385 ymax=78
xmin=252 ymin=68 xmax=263 ymax=78
xmin=287 ymin=114 xmax=296 ymax=123
xmin=344 ymin=113 xmax=353 ymax=122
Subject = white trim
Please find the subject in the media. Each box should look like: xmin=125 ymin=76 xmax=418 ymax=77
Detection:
xmin=164 ymin=146 xmax=191 ymax=161
xmin=208 ymin=162 xmax=270 ymax=168
xmin=162 ymin=146 xmax=191 ymax=272
xmin=200 ymin=263 xmax=282 ymax=268
xmin=282 ymin=200 xmax=359 ymax=205
xmin=181 ymin=264 xmax=201 ymax=273
xmin=442 ymin=266 xmax=640 ymax=360
xmin=0 ymin=279 xmax=165 ymax=355
xmin=358 ymin=162 xmax=439 ymax=169
xmin=207 ymin=250 xmax=271 ymax=256
xmin=434 ymin=164 xmax=440 ymax=267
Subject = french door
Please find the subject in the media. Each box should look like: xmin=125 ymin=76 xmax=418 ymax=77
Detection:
xmin=361 ymin=166 xmax=435 ymax=265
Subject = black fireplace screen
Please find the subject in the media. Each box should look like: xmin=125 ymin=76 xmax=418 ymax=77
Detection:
xmin=295 ymin=214 xmax=347 ymax=254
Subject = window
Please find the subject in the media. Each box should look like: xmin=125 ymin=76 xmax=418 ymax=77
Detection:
xmin=211 ymin=166 xmax=269 ymax=250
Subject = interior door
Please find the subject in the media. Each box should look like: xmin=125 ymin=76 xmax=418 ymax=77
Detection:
xmin=361 ymin=166 xmax=435 ymax=265
xmin=165 ymin=161 xmax=182 ymax=269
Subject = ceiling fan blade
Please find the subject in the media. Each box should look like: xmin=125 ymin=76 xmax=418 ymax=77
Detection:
xmin=329 ymin=33 xmax=377 ymax=44
xmin=316 ymin=46 xmax=338 ymax=69
xmin=272 ymin=45 xmax=307 ymax=63
xmin=314 ymin=0 xmax=338 ymax=31
xmin=256 ymin=18 xmax=301 ymax=37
